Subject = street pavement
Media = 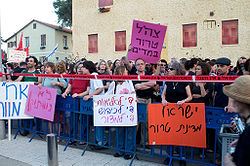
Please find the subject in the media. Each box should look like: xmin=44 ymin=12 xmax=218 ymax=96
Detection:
xmin=0 ymin=135 xmax=164 ymax=166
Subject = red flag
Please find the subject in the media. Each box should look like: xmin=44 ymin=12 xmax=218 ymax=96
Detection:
xmin=2 ymin=52 xmax=4 ymax=60
xmin=15 ymin=32 xmax=23 ymax=51
xmin=24 ymin=47 xmax=29 ymax=56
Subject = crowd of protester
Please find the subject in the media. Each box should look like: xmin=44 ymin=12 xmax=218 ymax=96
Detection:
xmin=1 ymin=53 xmax=250 ymax=163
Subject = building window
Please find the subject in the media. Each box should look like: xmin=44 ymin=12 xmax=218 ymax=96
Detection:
xmin=25 ymin=37 xmax=30 ymax=47
xmin=99 ymin=0 xmax=113 ymax=7
xmin=41 ymin=34 xmax=46 ymax=47
xmin=33 ymin=23 xmax=36 ymax=29
xmin=14 ymin=41 xmax=17 ymax=47
xmin=63 ymin=36 xmax=68 ymax=47
xmin=88 ymin=34 xmax=98 ymax=53
xmin=115 ymin=31 xmax=126 ymax=51
xmin=183 ymin=24 xmax=197 ymax=47
xmin=222 ymin=20 xmax=238 ymax=45
xmin=8 ymin=42 xmax=11 ymax=48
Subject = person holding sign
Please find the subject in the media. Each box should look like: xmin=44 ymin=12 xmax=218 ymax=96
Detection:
xmin=39 ymin=62 xmax=67 ymax=139
xmin=15 ymin=56 xmax=42 ymax=136
xmin=161 ymin=62 xmax=192 ymax=106
xmin=106 ymin=65 xmax=136 ymax=160
xmin=223 ymin=75 xmax=250 ymax=166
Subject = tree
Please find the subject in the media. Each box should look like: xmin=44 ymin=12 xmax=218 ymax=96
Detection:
xmin=53 ymin=0 xmax=72 ymax=27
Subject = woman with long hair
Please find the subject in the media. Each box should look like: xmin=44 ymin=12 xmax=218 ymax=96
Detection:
xmin=106 ymin=66 xmax=136 ymax=160
xmin=161 ymin=62 xmax=192 ymax=106
xmin=39 ymin=62 xmax=67 ymax=140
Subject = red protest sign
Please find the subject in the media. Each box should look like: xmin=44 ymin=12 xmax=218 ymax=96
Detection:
xmin=148 ymin=103 xmax=206 ymax=148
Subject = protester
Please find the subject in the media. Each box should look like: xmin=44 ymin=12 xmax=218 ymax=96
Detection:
xmin=191 ymin=62 xmax=213 ymax=105
xmin=243 ymin=58 xmax=250 ymax=75
xmin=161 ymin=62 xmax=192 ymax=106
xmin=82 ymin=60 xmax=106 ymax=148
xmin=152 ymin=59 xmax=168 ymax=102
xmin=15 ymin=56 xmax=42 ymax=136
xmin=97 ymin=59 xmax=111 ymax=91
xmin=214 ymin=57 xmax=236 ymax=108
xmin=133 ymin=58 xmax=155 ymax=146
xmin=111 ymin=59 xmax=120 ymax=74
xmin=106 ymin=66 xmax=136 ymax=160
xmin=11 ymin=61 xmax=27 ymax=81
xmin=223 ymin=75 xmax=250 ymax=166
xmin=39 ymin=62 xmax=67 ymax=140
xmin=233 ymin=57 xmax=247 ymax=75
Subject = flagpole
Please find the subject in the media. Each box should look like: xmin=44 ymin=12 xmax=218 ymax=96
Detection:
xmin=0 ymin=12 xmax=6 ymax=140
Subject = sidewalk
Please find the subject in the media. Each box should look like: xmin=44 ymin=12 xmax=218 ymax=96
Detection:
xmin=0 ymin=135 xmax=164 ymax=166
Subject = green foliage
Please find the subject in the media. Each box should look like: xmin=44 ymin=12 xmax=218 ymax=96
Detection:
xmin=53 ymin=0 xmax=72 ymax=27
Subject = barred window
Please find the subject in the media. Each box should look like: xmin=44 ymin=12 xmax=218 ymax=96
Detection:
xmin=88 ymin=34 xmax=98 ymax=53
xmin=41 ymin=34 xmax=46 ymax=47
xmin=183 ymin=24 xmax=197 ymax=47
xmin=222 ymin=20 xmax=238 ymax=45
xmin=115 ymin=31 xmax=126 ymax=51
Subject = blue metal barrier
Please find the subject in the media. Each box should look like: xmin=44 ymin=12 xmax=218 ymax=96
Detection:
xmin=11 ymin=96 xmax=236 ymax=166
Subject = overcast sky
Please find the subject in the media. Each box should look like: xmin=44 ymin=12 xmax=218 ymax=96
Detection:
xmin=0 ymin=0 xmax=58 ymax=49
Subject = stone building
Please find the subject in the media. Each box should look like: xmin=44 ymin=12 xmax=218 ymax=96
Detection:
xmin=73 ymin=0 xmax=250 ymax=64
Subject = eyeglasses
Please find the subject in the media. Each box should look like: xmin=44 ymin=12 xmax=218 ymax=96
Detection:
xmin=160 ymin=64 xmax=167 ymax=67
xmin=168 ymin=68 xmax=175 ymax=71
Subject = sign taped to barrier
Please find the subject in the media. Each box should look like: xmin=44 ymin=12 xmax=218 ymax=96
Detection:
xmin=25 ymin=85 xmax=57 ymax=122
xmin=0 ymin=82 xmax=33 ymax=119
xmin=93 ymin=94 xmax=137 ymax=126
xmin=128 ymin=20 xmax=167 ymax=64
xmin=148 ymin=103 xmax=206 ymax=148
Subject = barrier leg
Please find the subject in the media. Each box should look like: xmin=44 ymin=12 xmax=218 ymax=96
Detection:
xmin=64 ymin=139 xmax=71 ymax=151
xmin=47 ymin=134 xmax=58 ymax=166
xmin=129 ymin=153 xmax=138 ymax=166
xmin=81 ymin=143 xmax=89 ymax=156
xmin=13 ymin=130 xmax=20 ymax=139
xmin=29 ymin=131 xmax=43 ymax=142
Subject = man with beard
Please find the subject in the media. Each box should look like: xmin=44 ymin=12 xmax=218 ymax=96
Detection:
xmin=16 ymin=56 xmax=42 ymax=136
xmin=214 ymin=57 xmax=236 ymax=108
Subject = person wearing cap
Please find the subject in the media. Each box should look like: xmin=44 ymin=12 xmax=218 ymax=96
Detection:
xmin=223 ymin=75 xmax=250 ymax=166
xmin=214 ymin=57 xmax=236 ymax=108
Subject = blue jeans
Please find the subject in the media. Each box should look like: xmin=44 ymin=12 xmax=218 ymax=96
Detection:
xmin=116 ymin=126 xmax=136 ymax=155
xmin=95 ymin=126 xmax=107 ymax=145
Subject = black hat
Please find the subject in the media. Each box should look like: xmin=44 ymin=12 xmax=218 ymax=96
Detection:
xmin=215 ymin=57 xmax=231 ymax=66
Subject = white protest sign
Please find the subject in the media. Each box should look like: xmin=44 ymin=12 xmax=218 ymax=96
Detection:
xmin=0 ymin=82 xmax=34 ymax=119
xmin=93 ymin=94 xmax=137 ymax=126
xmin=8 ymin=50 xmax=27 ymax=63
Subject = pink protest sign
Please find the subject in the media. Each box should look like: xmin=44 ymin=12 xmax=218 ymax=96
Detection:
xmin=128 ymin=20 xmax=167 ymax=64
xmin=25 ymin=84 xmax=57 ymax=122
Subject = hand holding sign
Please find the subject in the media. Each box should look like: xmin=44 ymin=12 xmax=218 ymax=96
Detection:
xmin=25 ymin=84 xmax=57 ymax=122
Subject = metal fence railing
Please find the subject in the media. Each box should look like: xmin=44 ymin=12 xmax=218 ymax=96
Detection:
xmin=11 ymin=96 xmax=236 ymax=166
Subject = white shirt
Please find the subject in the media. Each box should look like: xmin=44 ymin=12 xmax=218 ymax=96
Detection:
xmin=106 ymin=80 xmax=135 ymax=95
xmin=89 ymin=72 xmax=104 ymax=95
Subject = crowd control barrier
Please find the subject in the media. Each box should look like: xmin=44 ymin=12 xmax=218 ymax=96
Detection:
xmin=11 ymin=96 xmax=237 ymax=166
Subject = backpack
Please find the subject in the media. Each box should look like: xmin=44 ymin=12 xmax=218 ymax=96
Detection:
xmin=57 ymin=78 xmax=68 ymax=93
